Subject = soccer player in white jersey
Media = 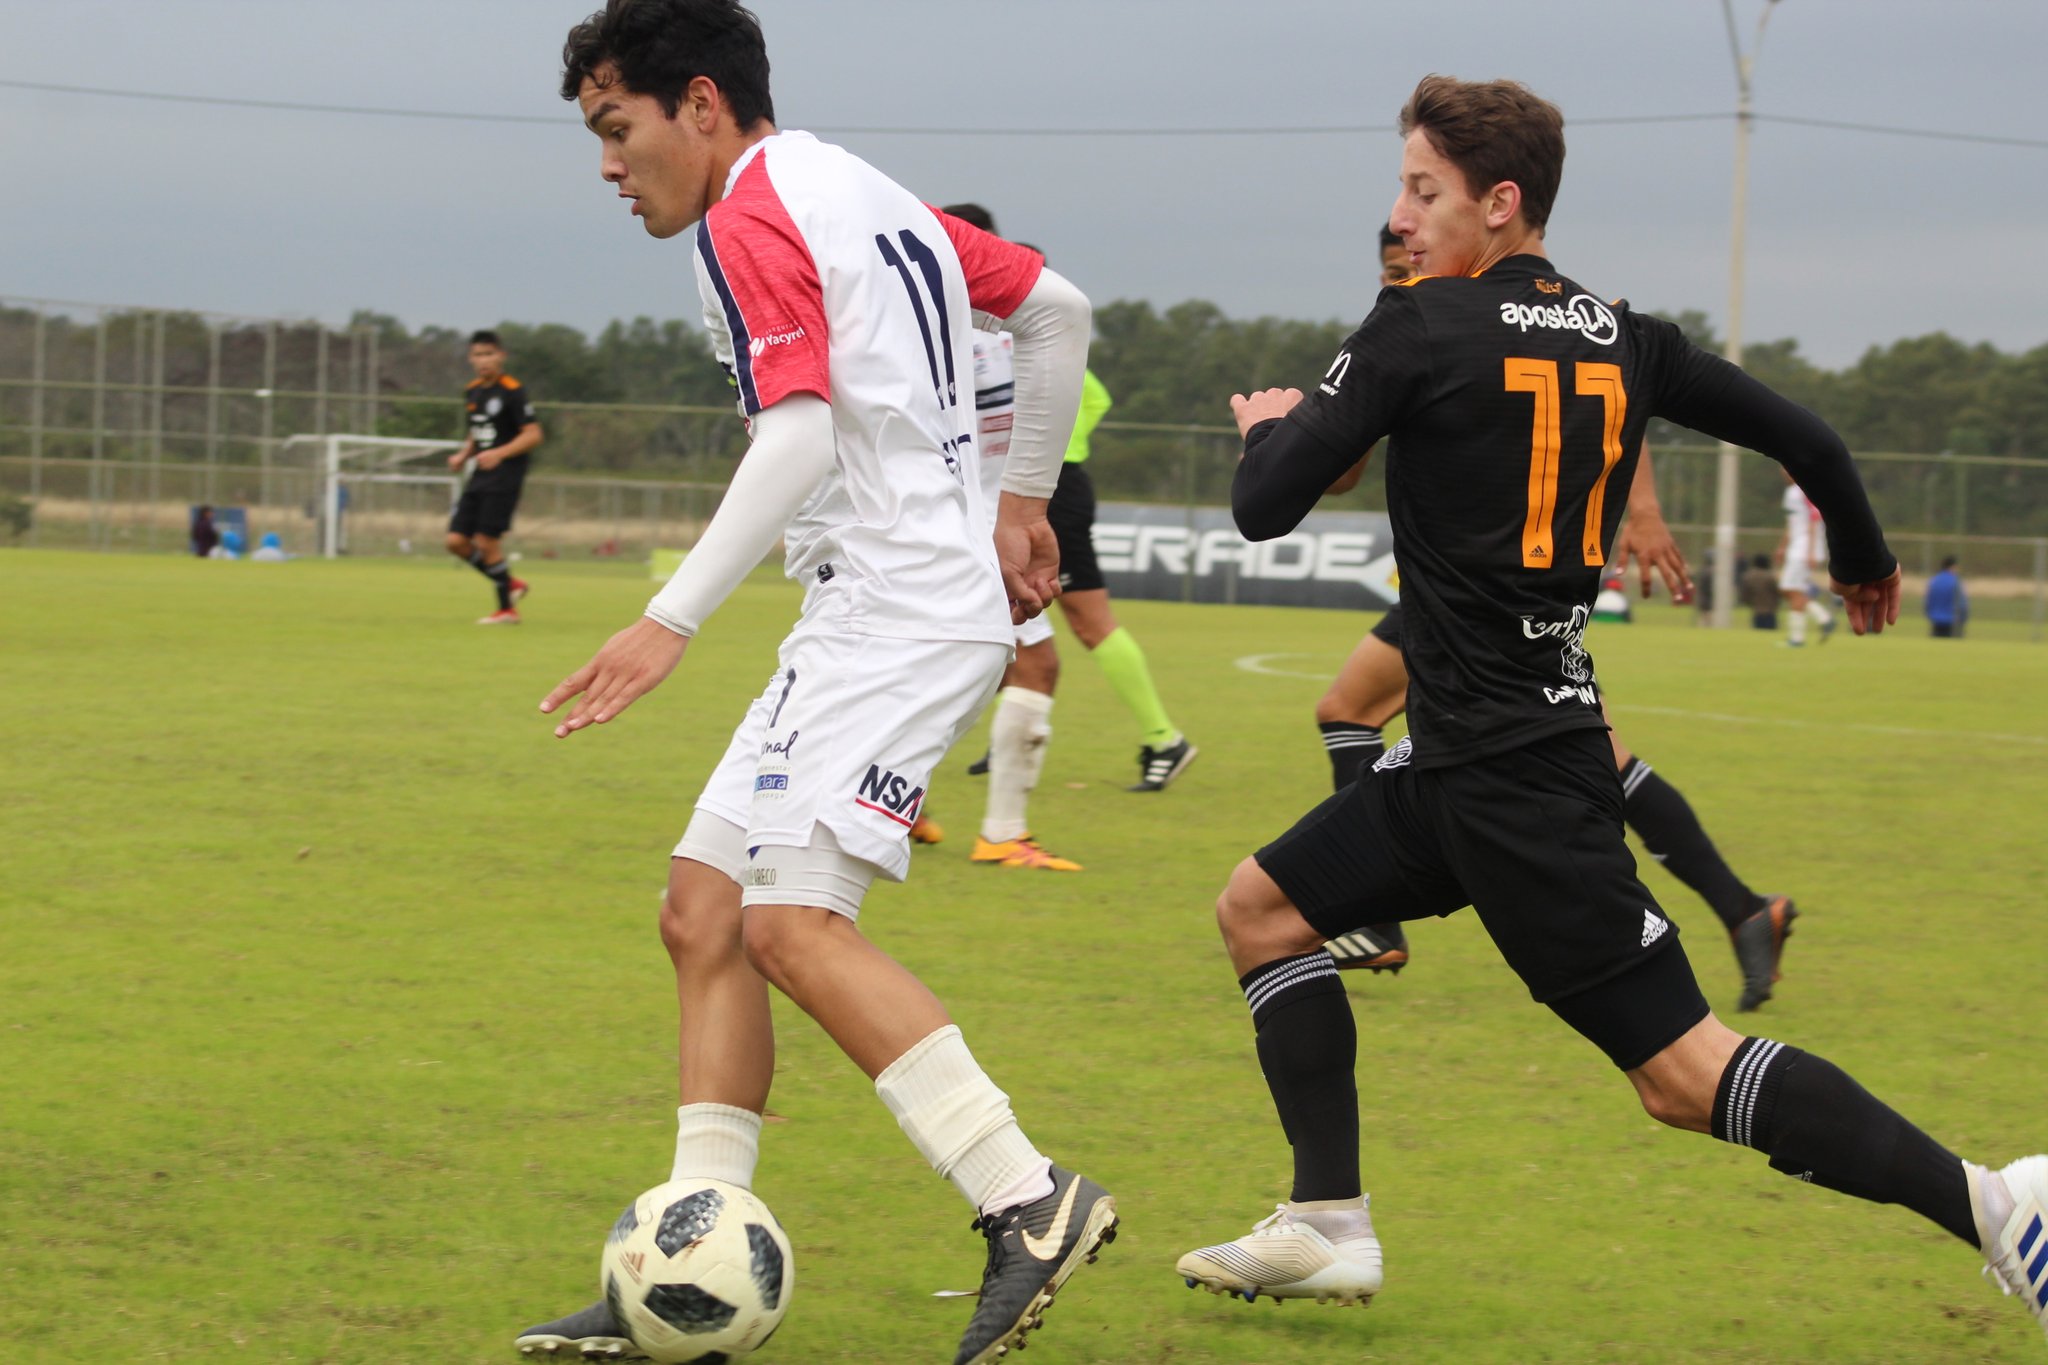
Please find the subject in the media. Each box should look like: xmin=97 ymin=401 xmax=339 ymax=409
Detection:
xmin=518 ymin=5 xmax=1114 ymax=1362
xmin=1777 ymin=471 xmax=1837 ymax=646
xmin=946 ymin=203 xmax=1082 ymax=872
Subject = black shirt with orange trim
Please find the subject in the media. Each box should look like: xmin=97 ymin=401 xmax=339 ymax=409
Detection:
xmin=1235 ymin=253 xmax=1892 ymax=769
xmin=465 ymin=374 xmax=535 ymax=491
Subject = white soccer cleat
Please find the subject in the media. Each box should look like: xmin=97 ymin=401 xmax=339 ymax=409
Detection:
xmin=1976 ymin=1155 xmax=2048 ymax=1342
xmin=1175 ymin=1203 xmax=1383 ymax=1306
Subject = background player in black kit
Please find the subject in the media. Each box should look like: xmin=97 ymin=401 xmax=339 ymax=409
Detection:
xmin=444 ymin=330 xmax=544 ymax=624
xmin=1172 ymin=75 xmax=2048 ymax=1346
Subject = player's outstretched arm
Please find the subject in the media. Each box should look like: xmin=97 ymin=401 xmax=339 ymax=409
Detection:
xmin=539 ymin=394 xmax=837 ymax=737
xmin=1653 ymin=334 xmax=1896 ymax=629
xmin=1612 ymin=444 xmax=1693 ymax=601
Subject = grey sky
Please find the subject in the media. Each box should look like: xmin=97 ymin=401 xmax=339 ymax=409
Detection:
xmin=4 ymin=0 xmax=2044 ymax=368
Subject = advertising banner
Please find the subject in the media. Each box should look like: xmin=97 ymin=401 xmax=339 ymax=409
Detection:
xmin=1092 ymin=502 xmax=1398 ymax=610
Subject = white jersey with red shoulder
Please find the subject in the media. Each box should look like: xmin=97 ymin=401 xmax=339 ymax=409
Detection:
xmin=690 ymin=131 xmax=1044 ymax=644
xmin=970 ymin=327 xmax=1016 ymax=525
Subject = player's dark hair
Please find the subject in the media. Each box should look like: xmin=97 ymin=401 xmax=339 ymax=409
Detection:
xmin=1940 ymin=554 xmax=1959 ymax=570
xmin=469 ymin=330 xmax=503 ymax=349
xmin=943 ymin=203 xmax=998 ymax=234
xmin=1399 ymin=75 xmax=1564 ymax=232
xmin=1379 ymin=222 xmax=1401 ymax=251
xmin=560 ymin=0 xmax=775 ymax=129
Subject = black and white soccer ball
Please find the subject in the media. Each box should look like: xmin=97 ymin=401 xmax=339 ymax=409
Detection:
xmin=601 ymin=1179 xmax=794 ymax=1363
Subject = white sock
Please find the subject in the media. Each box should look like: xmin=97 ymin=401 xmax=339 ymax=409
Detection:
xmin=1805 ymin=599 xmax=1832 ymax=626
xmin=981 ymin=687 xmax=1054 ymax=844
xmin=1288 ymin=1194 xmax=1376 ymax=1247
xmin=671 ymin=1102 xmax=762 ymax=1188
xmin=1788 ymin=610 xmax=1807 ymax=645
xmin=875 ymin=1025 xmax=1052 ymax=1217
xmin=1968 ymin=1162 xmax=2014 ymax=1248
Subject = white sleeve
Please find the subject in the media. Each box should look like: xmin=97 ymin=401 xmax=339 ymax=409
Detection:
xmin=983 ymin=267 xmax=1090 ymax=500
xmin=643 ymin=394 xmax=835 ymax=637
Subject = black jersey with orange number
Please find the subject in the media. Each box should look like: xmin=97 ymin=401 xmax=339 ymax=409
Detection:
xmin=1234 ymin=253 xmax=1891 ymax=769
xmin=465 ymin=375 xmax=535 ymax=490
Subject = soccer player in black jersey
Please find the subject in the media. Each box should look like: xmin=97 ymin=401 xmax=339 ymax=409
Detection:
xmin=443 ymin=331 xmax=543 ymax=624
xmin=1174 ymin=76 xmax=2048 ymax=1345
xmin=1320 ymin=466 xmax=1798 ymax=1013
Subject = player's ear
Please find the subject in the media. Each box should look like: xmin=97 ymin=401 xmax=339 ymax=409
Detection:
xmin=683 ymin=75 xmax=721 ymax=130
xmin=1484 ymin=180 xmax=1523 ymax=232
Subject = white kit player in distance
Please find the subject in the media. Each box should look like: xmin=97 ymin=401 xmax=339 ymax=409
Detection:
xmin=523 ymin=4 xmax=1115 ymax=1363
xmin=1776 ymin=471 xmax=1836 ymax=647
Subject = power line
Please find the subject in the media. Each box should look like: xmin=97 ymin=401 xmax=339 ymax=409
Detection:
xmin=3 ymin=77 xmax=2045 ymax=148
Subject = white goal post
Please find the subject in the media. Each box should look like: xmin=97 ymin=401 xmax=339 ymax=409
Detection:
xmin=281 ymin=433 xmax=463 ymax=558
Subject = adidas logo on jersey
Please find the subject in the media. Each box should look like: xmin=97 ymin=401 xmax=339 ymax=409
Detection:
xmin=1640 ymin=909 xmax=1669 ymax=947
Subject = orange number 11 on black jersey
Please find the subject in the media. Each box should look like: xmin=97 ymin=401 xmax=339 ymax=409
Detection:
xmin=1503 ymin=357 xmax=1627 ymax=569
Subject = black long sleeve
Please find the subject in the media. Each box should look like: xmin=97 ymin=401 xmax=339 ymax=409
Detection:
xmin=1647 ymin=328 xmax=1895 ymax=584
xmin=1232 ymin=417 xmax=1360 ymax=541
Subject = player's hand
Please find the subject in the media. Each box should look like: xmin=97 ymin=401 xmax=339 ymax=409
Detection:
xmin=1229 ymin=388 xmax=1304 ymax=439
xmin=476 ymin=452 xmax=501 ymax=471
xmin=446 ymin=452 xmax=468 ymax=471
xmin=994 ymin=492 xmax=1059 ymax=623
xmin=540 ymin=616 xmax=689 ymax=738
xmin=1612 ymin=507 xmax=1693 ymax=602
xmin=1830 ymin=565 xmax=1902 ymax=636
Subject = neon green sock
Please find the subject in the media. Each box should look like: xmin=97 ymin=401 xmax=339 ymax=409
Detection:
xmin=1091 ymin=627 xmax=1179 ymax=749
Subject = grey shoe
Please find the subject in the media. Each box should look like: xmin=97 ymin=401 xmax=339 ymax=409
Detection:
xmin=515 ymin=1301 xmax=645 ymax=1360
xmin=1733 ymin=896 xmax=1798 ymax=1012
xmin=953 ymin=1166 xmax=1118 ymax=1365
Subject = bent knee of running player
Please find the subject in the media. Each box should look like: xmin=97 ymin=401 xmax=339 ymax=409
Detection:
xmin=1217 ymin=857 xmax=1326 ymax=975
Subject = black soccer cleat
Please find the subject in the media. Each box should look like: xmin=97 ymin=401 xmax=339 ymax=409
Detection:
xmin=1325 ymin=923 xmax=1410 ymax=974
xmin=514 ymin=1300 xmax=645 ymax=1360
xmin=1127 ymin=737 xmax=1197 ymax=792
xmin=953 ymin=1166 xmax=1118 ymax=1365
xmin=1733 ymin=896 xmax=1798 ymax=1012
xmin=967 ymin=748 xmax=991 ymax=777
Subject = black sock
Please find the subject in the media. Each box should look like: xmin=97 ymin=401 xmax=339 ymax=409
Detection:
xmin=480 ymin=558 xmax=514 ymax=611
xmin=1317 ymin=722 xmax=1384 ymax=792
xmin=1621 ymin=758 xmax=1763 ymax=933
xmin=1712 ymin=1037 xmax=1977 ymax=1247
xmin=1241 ymin=952 xmax=1360 ymax=1202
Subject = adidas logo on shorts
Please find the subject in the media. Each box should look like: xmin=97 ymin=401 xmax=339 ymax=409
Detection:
xmin=1640 ymin=909 xmax=1669 ymax=947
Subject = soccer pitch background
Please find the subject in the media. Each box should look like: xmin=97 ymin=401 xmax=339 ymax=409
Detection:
xmin=3 ymin=551 xmax=2043 ymax=1363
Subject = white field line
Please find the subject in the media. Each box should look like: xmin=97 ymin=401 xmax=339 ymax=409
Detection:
xmin=1232 ymin=653 xmax=2048 ymax=747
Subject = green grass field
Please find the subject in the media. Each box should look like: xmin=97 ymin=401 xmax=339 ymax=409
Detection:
xmin=4 ymin=549 xmax=2045 ymax=1364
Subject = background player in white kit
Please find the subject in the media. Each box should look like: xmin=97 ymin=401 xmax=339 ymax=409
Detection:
xmin=521 ymin=5 xmax=1113 ymax=1362
xmin=1777 ymin=472 xmax=1836 ymax=646
xmin=951 ymin=203 xmax=1082 ymax=873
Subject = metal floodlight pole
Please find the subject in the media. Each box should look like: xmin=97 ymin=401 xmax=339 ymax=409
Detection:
xmin=1710 ymin=0 xmax=1779 ymax=628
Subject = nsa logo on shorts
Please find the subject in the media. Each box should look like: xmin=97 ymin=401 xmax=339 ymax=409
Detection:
xmin=1640 ymin=909 xmax=1669 ymax=947
xmin=854 ymin=764 xmax=926 ymax=828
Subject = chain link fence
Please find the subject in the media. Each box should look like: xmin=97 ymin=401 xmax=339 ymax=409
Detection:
xmin=3 ymin=295 xmax=2042 ymax=636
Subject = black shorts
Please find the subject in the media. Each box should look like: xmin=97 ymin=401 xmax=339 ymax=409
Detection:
xmin=1046 ymin=460 xmax=1105 ymax=593
xmin=1255 ymin=727 xmax=1708 ymax=1069
xmin=449 ymin=481 xmax=522 ymax=539
xmin=1368 ymin=602 xmax=1405 ymax=648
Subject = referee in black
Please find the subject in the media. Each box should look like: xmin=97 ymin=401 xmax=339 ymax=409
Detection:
xmin=444 ymin=330 xmax=543 ymax=623
xmin=1174 ymin=74 xmax=2044 ymax=1343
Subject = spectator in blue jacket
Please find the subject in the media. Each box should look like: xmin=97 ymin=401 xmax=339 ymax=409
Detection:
xmin=1925 ymin=556 xmax=1968 ymax=638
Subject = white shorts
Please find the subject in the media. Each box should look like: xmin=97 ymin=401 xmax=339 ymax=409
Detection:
xmin=1015 ymin=612 xmax=1054 ymax=649
xmin=1777 ymin=556 xmax=1819 ymax=593
xmin=678 ymin=629 xmax=1007 ymax=902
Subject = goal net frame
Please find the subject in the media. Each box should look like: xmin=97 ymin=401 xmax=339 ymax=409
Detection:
xmin=281 ymin=433 xmax=464 ymax=558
